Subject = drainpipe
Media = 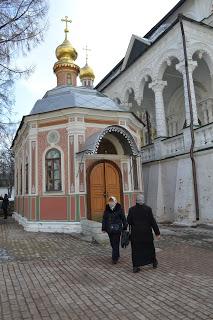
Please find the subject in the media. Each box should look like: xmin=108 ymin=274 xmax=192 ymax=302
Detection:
xmin=179 ymin=15 xmax=200 ymax=221
xmin=146 ymin=111 xmax=152 ymax=144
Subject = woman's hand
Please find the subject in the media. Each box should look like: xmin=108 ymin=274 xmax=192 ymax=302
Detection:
xmin=156 ymin=235 xmax=161 ymax=240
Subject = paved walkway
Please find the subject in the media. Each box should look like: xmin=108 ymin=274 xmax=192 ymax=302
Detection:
xmin=0 ymin=217 xmax=213 ymax=320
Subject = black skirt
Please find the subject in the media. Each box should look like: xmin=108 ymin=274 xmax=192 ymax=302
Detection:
xmin=131 ymin=241 xmax=156 ymax=267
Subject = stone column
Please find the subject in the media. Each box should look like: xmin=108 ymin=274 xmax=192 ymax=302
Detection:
xmin=176 ymin=60 xmax=199 ymax=127
xmin=149 ymin=80 xmax=167 ymax=138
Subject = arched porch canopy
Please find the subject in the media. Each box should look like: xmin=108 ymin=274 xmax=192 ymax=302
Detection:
xmin=78 ymin=125 xmax=139 ymax=156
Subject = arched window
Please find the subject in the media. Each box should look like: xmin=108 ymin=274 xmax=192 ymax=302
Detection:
xmin=45 ymin=149 xmax=61 ymax=192
xmin=67 ymin=73 xmax=72 ymax=85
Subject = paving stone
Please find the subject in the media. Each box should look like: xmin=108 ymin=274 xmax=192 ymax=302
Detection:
xmin=0 ymin=218 xmax=213 ymax=319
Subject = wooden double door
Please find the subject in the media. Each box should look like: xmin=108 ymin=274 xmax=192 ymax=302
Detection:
xmin=89 ymin=161 xmax=122 ymax=221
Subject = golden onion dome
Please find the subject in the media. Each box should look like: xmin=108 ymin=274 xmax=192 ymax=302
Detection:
xmin=55 ymin=39 xmax=77 ymax=63
xmin=79 ymin=63 xmax=95 ymax=80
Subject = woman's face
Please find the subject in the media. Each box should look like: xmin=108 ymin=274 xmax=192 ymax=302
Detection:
xmin=109 ymin=200 xmax=114 ymax=207
xmin=108 ymin=198 xmax=116 ymax=209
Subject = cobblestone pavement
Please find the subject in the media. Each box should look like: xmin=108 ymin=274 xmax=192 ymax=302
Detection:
xmin=0 ymin=217 xmax=213 ymax=320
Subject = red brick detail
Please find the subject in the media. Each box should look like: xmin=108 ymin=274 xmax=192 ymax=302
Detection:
xmin=70 ymin=195 xmax=76 ymax=221
xmin=85 ymin=118 xmax=118 ymax=125
xmin=69 ymin=135 xmax=75 ymax=193
xmin=19 ymin=197 xmax=23 ymax=214
xmin=24 ymin=197 xmax=29 ymax=219
xmin=85 ymin=127 xmax=103 ymax=138
xmin=79 ymin=163 xmax=85 ymax=192
xmin=31 ymin=197 xmax=36 ymax=220
xmin=31 ymin=141 xmax=36 ymax=194
xmin=38 ymin=119 xmax=68 ymax=128
xmin=40 ymin=197 xmax=67 ymax=220
xmin=80 ymin=195 xmax=86 ymax=219
xmin=55 ymin=67 xmax=79 ymax=86
xmin=124 ymin=194 xmax=129 ymax=214
xmin=132 ymin=193 xmax=137 ymax=206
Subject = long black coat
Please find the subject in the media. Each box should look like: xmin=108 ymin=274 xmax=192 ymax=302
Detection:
xmin=102 ymin=203 xmax=127 ymax=234
xmin=1 ymin=196 xmax=9 ymax=210
xmin=127 ymin=203 xmax=160 ymax=243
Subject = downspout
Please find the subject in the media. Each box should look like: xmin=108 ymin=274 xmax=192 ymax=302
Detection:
xmin=146 ymin=111 xmax=152 ymax=144
xmin=179 ymin=15 xmax=200 ymax=221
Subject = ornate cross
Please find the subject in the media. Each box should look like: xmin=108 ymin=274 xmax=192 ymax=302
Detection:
xmin=83 ymin=45 xmax=91 ymax=64
xmin=61 ymin=16 xmax=72 ymax=39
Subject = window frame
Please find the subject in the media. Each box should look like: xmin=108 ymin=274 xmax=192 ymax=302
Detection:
xmin=45 ymin=148 xmax=62 ymax=192
xmin=67 ymin=73 xmax=72 ymax=85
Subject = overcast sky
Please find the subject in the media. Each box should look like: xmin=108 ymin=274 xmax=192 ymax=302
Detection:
xmin=14 ymin=0 xmax=180 ymax=122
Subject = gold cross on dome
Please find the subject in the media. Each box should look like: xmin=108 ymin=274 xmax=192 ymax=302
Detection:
xmin=83 ymin=45 xmax=91 ymax=64
xmin=61 ymin=16 xmax=72 ymax=39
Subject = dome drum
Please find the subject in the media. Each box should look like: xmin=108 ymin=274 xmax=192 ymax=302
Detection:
xmin=53 ymin=62 xmax=80 ymax=73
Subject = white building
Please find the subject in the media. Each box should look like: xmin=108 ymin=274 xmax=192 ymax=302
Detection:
xmin=95 ymin=0 xmax=213 ymax=225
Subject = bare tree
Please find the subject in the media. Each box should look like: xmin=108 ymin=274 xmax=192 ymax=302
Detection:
xmin=0 ymin=123 xmax=17 ymax=197
xmin=0 ymin=0 xmax=48 ymax=129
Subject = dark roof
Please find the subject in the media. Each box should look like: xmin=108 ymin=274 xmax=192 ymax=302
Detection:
xmin=95 ymin=0 xmax=186 ymax=90
xmin=125 ymin=38 xmax=149 ymax=69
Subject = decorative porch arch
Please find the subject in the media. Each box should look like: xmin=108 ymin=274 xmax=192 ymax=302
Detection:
xmin=79 ymin=125 xmax=139 ymax=156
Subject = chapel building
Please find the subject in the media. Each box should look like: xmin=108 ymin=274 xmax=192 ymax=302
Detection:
xmin=12 ymin=18 xmax=143 ymax=233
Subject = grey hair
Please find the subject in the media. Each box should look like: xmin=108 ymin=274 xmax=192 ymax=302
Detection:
xmin=136 ymin=193 xmax=145 ymax=204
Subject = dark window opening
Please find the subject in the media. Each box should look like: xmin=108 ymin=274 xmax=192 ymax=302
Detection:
xmin=133 ymin=158 xmax=139 ymax=190
xmin=97 ymin=139 xmax=117 ymax=154
xmin=67 ymin=73 xmax=72 ymax=85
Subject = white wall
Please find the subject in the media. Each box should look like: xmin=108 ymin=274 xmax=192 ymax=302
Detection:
xmin=143 ymin=149 xmax=213 ymax=224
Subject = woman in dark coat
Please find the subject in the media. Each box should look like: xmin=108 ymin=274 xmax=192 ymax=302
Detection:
xmin=127 ymin=194 xmax=160 ymax=273
xmin=2 ymin=194 xmax=9 ymax=219
xmin=102 ymin=196 xmax=127 ymax=264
